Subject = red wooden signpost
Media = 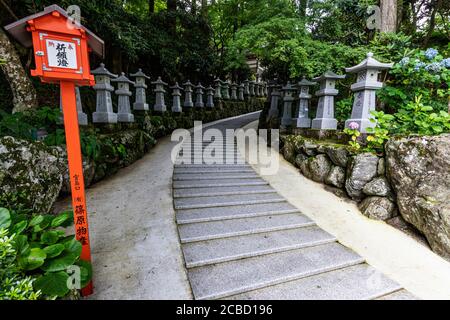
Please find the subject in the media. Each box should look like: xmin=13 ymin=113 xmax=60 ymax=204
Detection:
xmin=5 ymin=5 xmax=105 ymax=296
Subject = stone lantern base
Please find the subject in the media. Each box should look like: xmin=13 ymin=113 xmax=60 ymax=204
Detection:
xmin=93 ymin=112 xmax=118 ymax=124
xmin=118 ymin=113 xmax=135 ymax=123
xmin=296 ymin=117 xmax=311 ymax=128
xmin=311 ymin=118 xmax=337 ymax=130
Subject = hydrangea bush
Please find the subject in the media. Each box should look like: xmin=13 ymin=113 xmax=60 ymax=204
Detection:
xmin=379 ymin=48 xmax=450 ymax=113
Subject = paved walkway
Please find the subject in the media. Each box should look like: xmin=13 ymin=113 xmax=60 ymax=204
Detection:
xmin=173 ymin=114 xmax=414 ymax=300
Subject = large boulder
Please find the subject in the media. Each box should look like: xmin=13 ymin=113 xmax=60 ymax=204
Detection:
xmin=52 ymin=147 xmax=96 ymax=195
xmin=358 ymin=196 xmax=397 ymax=221
xmin=362 ymin=176 xmax=392 ymax=197
xmin=345 ymin=153 xmax=379 ymax=200
xmin=324 ymin=145 xmax=350 ymax=167
xmin=0 ymin=136 xmax=64 ymax=213
xmin=308 ymin=154 xmax=332 ymax=183
xmin=282 ymin=137 xmax=296 ymax=163
xmin=325 ymin=166 xmax=345 ymax=188
xmin=386 ymin=134 xmax=450 ymax=260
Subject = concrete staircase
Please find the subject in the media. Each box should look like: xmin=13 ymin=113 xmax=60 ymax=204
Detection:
xmin=173 ymin=115 xmax=415 ymax=300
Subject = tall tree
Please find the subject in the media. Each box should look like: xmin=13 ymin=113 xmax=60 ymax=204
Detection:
xmin=149 ymin=0 xmax=155 ymax=13
xmin=424 ymin=0 xmax=443 ymax=46
xmin=380 ymin=0 xmax=398 ymax=32
xmin=0 ymin=27 xmax=38 ymax=113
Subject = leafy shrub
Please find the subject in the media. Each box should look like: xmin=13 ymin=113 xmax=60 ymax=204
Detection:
xmin=379 ymin=47 xmax=450 ymax=112
xmin=0 ymin=228 xmax=41 ymax=300
xmin=0 ymin=207 xmax=92 ymax=299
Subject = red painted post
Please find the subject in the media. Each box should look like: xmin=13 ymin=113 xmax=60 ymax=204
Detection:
xmin=60 ymin=81 xmax=93 ymax=296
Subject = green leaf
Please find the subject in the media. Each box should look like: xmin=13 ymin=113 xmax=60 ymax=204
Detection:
xmin=43 ymin=244 xmax=65 ymax=258
xmin=40 ymin=252 xmax=78 ymax=272
xmin=0 ymin=207 xmax=11 ymax=229
xmin=64 ymin=238 xmax=82 ymax=256
xmin=33 ymin=271 xmax=70 ymax=297
xmin=18 ymin=247 xmax=47 ymax=270
xmin=11 ymin=220 xmax=28 ymax=235
xmin=51 ymin=211 xmax=71 ymax=228
xmin=41 ymin=231 xmax=59 ymax=245
xmin=76 ymin=260 xmax=93 ymax=288
xmin=14 ymin=235 xmax=29 ymax=255
xmin=29 ymin=215 xmax=44 ymax=227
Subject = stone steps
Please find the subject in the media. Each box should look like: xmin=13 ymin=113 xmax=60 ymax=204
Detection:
xmin=173 ymin=116 xmax=412 ymax=300
xmin=225 ymin=264 xmax=403 ymax=300
xmin=376 ymin=289 xmax=418 ymax=300
xmin=174 ymin=164 xmax=252 ymax=169
xmin=174 ymin=193 xmax=285 ymax=209
xmin=174 ymin=167 xmax=254 ymax=174
xmin=187 ymin=242 xmax=365 ymax=300
xmin=182 ymin=226 xmax=335 ymax=267
xmin=176 ymin=202 xmax=301 ymax=224
xmin=173 ymin=178 xmax=268 ymax=189
xmin=173 ymin=185 xmax=276 ymax=198
xmin=173 ymin=172 xmax=258 ymax=181
xmin=178 ymin=213 xmax=315 ymax=243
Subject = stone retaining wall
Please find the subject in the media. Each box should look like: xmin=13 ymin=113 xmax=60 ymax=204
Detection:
xmin=280 ymin=133 xmax=450 ymax=261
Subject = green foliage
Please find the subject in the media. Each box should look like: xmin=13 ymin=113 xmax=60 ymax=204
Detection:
xmin=392 ymin=96 xmax=450 ymax=135
xmin=365 ymin=111 xmax=395 ymax=154
xmin=0 ymin=228 xmax=41 ymax=300
xmin=343 ymin=127 xmax=361 ymax=152
xmin=0 ymin=207 xmax=91 ymax=299
xmin=379 ymin=48 xmax=450 ymax=112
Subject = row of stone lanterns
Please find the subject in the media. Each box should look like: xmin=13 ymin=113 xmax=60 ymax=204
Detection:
xmin=84 ymin=63 xmax=268 ymax=124
xmin=273 ymin=53 xmax=393 ymax=133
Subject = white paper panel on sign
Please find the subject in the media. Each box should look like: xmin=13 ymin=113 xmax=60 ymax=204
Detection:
xmin=46 ymin=39 xmax=78 ymax=69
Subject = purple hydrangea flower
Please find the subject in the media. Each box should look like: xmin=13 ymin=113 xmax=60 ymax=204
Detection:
xmin=414 ymin=62 xmax=426 ymax=71
xmin=348 ymin=122 xmax=359 ymax=130
xmin=425 ymin=62 xmax=442 ymax=73
xmin=399 ymin=57 xmax=409 ymax=66
xmin=440 ymin=58 xmax=450 ymax=68
xmin=424 ymin=48 xmax=438 ymax=60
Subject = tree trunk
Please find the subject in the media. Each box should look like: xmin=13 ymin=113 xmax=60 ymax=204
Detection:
xmin=201 ymin=0 xmax=208 ymax=16
xmin=149 ymin=0 xmax=155 ymax=14
xmin=380 ymin=0 xmax=398 ymax=32
xmin=424 ymin=0 xmax=443 ymax=47
xmin=299 ymin=0 xmax=307 ymax=18
xmin=191 ymin=0 xmax=197 ymax=15
xmin=0 ymin=27 xmax=38 ymax=113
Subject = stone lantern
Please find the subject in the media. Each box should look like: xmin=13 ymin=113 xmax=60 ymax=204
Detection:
xmin=130 ymin=69 xmax=150 ymax=111
xmin=214 ymin=78 xmax=222 ymax=99
xmin=170 ymin=82 xmax=183 ymax=113
xmin=91 ymin=63 xmax=118 ymax=124
xmin=281 ymin=81 xmax=296 ymax=128
xmin=222 ymin=81 xmax=230 ymax=100
xmin=238 ymin=83 xmax=245 ymax=101
xmin=311 ymin=71 xmax=346 ymax=130
xmin=111 ymin=72 xmax=135 ymax=123
xmin=249 ymin=81 xmax=256 ymax=97
xmin=230 ymin=82 xmax=238 ymax=100
xmin=267 ymin=82 xmax=282 ymax=119
xmin=243 ymin=80 xmax=250 ymax=97
xmin=295 ymin=77 xmax=316 ymax=128
xmin=183 ymin=80 xmax=194 ymax=110
xmin=194 ymin=83 xmax=205 ymax=108
xmin=345 ymin=52 xmax=394 ymax=133
xmin=206 ymin=86 xmax=215 ymax=108
xmin=152 ymin=76 xmax=168 ymax=112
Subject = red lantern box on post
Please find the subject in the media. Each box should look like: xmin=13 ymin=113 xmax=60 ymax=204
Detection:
xmin=5 ymin=4 xmax=105 ymax=296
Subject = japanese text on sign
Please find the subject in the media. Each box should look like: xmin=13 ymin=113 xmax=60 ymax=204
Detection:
xmin=46 ymin=39 xmax=78 ymax=69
